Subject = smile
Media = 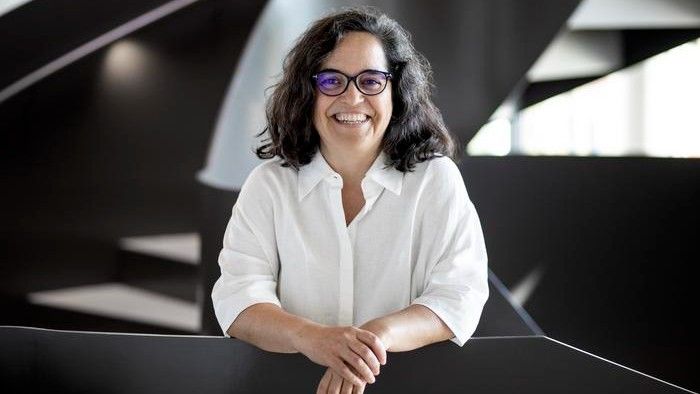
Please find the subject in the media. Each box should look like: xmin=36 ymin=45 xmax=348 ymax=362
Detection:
xmin=332 ymin=113 xmax=370 ymax=125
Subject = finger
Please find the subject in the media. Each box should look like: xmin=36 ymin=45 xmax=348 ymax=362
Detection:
xmin=353 ymin=382 xmax=366 ymax=394
xmin=329 ymin=370 xmax=343 ymax=394
xmin=340 ymin=378 xmax=353 ymax=394
xmin=349 ymin=340 xmax=380 ymax=375
xmin=331 ymin=361 xmax=365 ymax=387
xmin=356 ymin=330 xmax=387 ymax=365
xmin=340 ymin=350 xmax=375 ymax=384
xmin=317 ymin=369 xmax=332 ymax=394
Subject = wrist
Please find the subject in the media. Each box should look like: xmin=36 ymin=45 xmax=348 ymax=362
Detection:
xmin=360 ymin=319 xmax=393 ymax=351
xmin=289 ymin=319 xmax=323 ymax=352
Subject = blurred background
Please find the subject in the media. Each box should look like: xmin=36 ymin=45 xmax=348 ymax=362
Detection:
xmin=0 ymin=0 xmax=697 ymax=391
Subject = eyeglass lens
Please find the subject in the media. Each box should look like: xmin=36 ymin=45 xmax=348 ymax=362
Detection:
xmin=315 ymin=71 xmax=388 ymax=96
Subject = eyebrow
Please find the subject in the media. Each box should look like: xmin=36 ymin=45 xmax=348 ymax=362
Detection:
xmin=318 ymin=67 xmax=391 ymax=75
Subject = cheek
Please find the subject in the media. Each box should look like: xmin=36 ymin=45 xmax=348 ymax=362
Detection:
xmin=313 ymin=97 xmax=331 ymax=124
xmin=311 ymin=101 xmax=323 ymax=130
xmin=377 ymin=95 xmax=393 ymax=122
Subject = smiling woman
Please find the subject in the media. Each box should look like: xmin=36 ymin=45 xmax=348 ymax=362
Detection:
xmin=211 ymin=7 xmax=489 ymax=394
xmin=255 ymin=7 xmax=454 ymax=172
xmin=312 ymin=32 xmax=393 ymax=167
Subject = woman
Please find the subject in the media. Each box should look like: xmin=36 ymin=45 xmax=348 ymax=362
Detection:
xmin=211 ymin=7 xmax=489 ymax=394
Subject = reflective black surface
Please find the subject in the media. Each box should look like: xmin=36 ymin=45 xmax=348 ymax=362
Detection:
xmin=0 ymin=326 xmax=689 ymax=393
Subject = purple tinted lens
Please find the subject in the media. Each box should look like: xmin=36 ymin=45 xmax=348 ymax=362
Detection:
xmin=316 ymin=72 xmax=346 ymax=93
xmin=358 ymin=71 xmax=386 ymax=93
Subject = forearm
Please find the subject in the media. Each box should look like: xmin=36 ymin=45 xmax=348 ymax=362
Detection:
xmin=360 ymin=304 xmax=454 ymax=352
xmin=227 ymin=302 xmax=321 ymax=353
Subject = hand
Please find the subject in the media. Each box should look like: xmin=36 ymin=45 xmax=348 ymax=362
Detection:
xmin=292 ymin=324 xmax=386 ymax=386
xmin=316 ymin=367 xmax=366 ymax=394
xmin=358 ymin=319 xmax=393 ymax=352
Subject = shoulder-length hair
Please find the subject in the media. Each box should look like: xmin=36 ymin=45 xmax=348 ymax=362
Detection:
xmin=256 ymin=7 xmax=456 ymax=172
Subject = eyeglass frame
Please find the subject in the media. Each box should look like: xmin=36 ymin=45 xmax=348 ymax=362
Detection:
xmin=311 ymin=68 xmax=393 ymax=97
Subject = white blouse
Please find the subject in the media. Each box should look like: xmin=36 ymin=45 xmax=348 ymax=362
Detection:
xmin=211 ymin=150 xmax=489 ymax=346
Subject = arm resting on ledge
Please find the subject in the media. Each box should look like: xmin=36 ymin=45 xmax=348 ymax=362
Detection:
xmin=360 ymin=304 xmax=454 ymax=352
xmin=229 ymin=303 xmax=454 ymax=354
xmin=227 ymin=302 xmax=316 ymax=353
xmin=228 ymin=303 xmax=387 ymax=385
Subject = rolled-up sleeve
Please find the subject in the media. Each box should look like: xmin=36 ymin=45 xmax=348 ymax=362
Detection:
xmin=411 ymin=159 xmax=489 ymax=347
xmin=211 ymin=168 xmax=281 ymax=338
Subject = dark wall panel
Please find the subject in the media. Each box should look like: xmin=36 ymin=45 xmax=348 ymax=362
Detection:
xmin=459 ymin=155 xmax=699 ymax=390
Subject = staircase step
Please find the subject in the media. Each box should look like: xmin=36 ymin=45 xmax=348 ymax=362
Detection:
xmin=117 ymin=248 xmax=199 ymax=302
xmin=116 ymin=233 xmax=201 ymax=302
xmin=119 ymin=233 xmax=200 ymax=265
xmin=28 ymin=283 xmax=200 ymax=332
xmin=0 ymin=295 xmax=193 ymax=335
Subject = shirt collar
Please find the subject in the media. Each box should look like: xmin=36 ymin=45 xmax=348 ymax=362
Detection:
xmin=298 ymin=150 xmax=404 ymax=201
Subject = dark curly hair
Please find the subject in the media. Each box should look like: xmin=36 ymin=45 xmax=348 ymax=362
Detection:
xmin=255 ymin=7 xmax=456 ymax=172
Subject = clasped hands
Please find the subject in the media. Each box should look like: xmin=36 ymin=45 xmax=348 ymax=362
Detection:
xmin=293 ymin=321 xmax=391 ymax=394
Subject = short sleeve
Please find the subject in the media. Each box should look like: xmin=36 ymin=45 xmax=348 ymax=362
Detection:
xmin=210 ymin=166 xmax=281 ymax=337
xmin=411 ymin=158 xmax=489 ymax=347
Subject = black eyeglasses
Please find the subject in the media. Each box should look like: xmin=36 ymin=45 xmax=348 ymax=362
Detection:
xmin=312 ymin=69 xmax=392 ymax=96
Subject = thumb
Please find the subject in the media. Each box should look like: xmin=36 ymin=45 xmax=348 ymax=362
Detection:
xmin=356 ymin=330 xmax=387 ymax=365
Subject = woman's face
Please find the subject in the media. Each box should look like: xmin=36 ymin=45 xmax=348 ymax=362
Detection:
xmin=313 ymin=32 xmax=393 ymax=156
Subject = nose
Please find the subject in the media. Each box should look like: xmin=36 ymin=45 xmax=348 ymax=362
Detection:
xmin=340 ymin=80 xmax=365 ymax=105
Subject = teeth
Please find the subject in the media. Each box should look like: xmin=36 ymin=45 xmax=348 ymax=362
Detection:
xmin=334 ymin=113 xmax=368 ymax=122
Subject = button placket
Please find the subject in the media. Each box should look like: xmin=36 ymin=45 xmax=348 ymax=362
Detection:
xmin=344 ymin=178 xmax=384 ymax=322
xmin=326 ymin=175 xmax=355 ymax=326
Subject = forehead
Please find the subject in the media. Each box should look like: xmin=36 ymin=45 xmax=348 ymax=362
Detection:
xmin=321 ymin=31 xmax=388 ymax=73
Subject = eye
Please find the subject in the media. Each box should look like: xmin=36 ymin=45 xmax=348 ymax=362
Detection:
xmin=316 ymin=72 xmax=345 ymax=89
xmin=358 ymin=72 xmax=387 ymax=90
xmin=320 ymin=77 xmax=341 ymax=86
